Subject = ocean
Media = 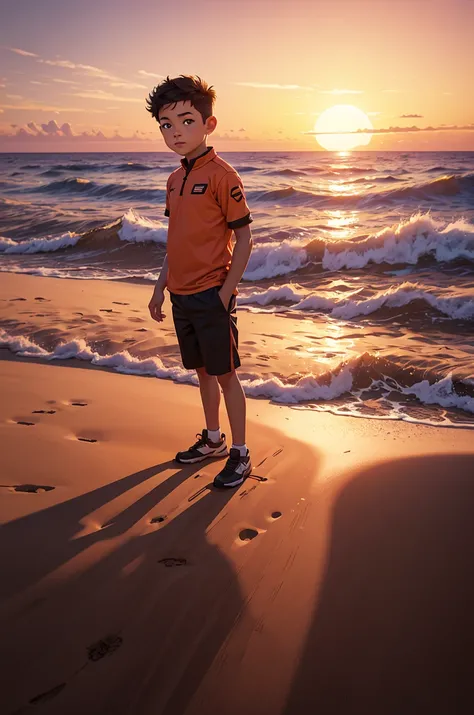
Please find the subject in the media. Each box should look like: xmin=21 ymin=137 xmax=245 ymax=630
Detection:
xmin=1 ymin=150 xmax=474 ymax=427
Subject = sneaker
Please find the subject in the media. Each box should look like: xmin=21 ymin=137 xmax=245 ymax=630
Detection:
xmin=213 ymin=448 xmax=252 ymax=488
xmin=175 ymin=429 xmax=228 ymax=464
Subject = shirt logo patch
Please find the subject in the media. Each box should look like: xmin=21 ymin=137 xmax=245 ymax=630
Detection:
xmin=230 ymin=185 xmax=243 ymax=202
xmin=191 ymin=183 xmax=208 ymax=194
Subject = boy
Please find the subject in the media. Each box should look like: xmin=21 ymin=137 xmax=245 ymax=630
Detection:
xmin=145 ymin=75 xmax=253 ymax=488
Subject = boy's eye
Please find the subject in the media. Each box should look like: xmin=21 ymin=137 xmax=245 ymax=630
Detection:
xmin=161 ymin=122 xmax=171 ymax=130
xmin=183 ymin=119 xmax=194 ymax=125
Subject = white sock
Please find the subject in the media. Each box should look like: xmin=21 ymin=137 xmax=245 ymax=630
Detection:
xmin=232 ymin=443 xmax=248 ymax=457
xmin=207 ymin=428 xmax=221 ymax=442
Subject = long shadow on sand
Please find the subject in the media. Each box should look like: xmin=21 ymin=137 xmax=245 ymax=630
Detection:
xmin=284 ymin=453 xmax=474 ymax=715
xmin=0 ymin=458 xmax=246 ymax=714
xmin=0 ymin=459 xmax=200 ymax=602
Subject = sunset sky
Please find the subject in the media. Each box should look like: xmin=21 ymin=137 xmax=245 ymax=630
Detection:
xmin=1 ymin=0 xmax=473 ymax=152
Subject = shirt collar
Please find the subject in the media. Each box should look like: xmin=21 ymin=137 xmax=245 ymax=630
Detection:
xmin=180 ymin=146 xmax=216 ymax=173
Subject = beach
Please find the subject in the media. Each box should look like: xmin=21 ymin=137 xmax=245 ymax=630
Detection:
xmin=1 ymin=271 xmax=474 ymax=714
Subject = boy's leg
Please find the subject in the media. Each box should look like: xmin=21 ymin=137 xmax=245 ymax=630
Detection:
xmin=170 ymin=293 xmax=227 ymax=464
xmin=196 ymin=366 xmax=220 ymax=432
xmin=217 ymin=370 xmax=246 ymax=446
xmin=213 ymin=370 xmax=252 ymax=488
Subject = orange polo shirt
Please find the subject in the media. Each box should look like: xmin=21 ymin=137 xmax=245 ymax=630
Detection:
xmin=164 ymin=146 xmax=252 ymax=294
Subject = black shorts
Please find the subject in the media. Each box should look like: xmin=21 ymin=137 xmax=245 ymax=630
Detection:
xmin=169 ymin=285 xmax=240 ymax=376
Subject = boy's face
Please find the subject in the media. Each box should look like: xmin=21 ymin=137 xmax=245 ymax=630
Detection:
xmin=158 ymin=100 xmax=216 ymax=160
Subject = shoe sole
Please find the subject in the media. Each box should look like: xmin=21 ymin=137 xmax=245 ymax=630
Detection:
xmin=175 ymin=446 xmax=229 ymax=464
xmin=213 ymin=462 xmax=252 ymax=489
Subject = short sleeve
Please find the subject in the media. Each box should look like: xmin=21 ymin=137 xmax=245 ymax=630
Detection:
xmin=217 ymin=171 xmax=252 ymax=229
xmin=164 ymin=178 xmax=170 ymax=217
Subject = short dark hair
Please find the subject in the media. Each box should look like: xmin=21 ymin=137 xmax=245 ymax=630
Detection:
xmin=145 ymin=75 xmax=216 ymax=124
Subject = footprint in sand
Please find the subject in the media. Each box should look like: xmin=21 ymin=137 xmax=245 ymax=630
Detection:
xmin=112 ymin=301 xmax=129 ymax=305
xmin=9 ymin=297 xmax=26 ymax=301
xmin=158 ymin=557 xmax=187 ymax=567
xmin=16 ymin=420 xmax=36 ymax=426
xmin=135 ymin=328 xmax=148 ymax=332
xmin=8 ymin=484 xmax=55 ymax=493
xmin=34 ymin=296 xmax=51 ymax=302
xmin=71 ymin=401 xmax=87 ymax=407
xmin=150 ymin=515 xmax=166 ymax=524
xmin=87 ymin=634 xmax=123 ymax=662
xmin=239 ymin=528 xmax=259 ymax=542
xmin=29 ymin=683 xmax=67 ymax=705
xmin=77 ymin=437 xmax=97 ymax=443
xmin=271 ymin=511 xmax=282 ymax=519
xmin=32 ymin=409 xmax=56 ymax=414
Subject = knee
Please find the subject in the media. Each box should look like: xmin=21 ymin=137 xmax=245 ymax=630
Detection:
xmin=217 ymin=370 xmax=236 ymax=390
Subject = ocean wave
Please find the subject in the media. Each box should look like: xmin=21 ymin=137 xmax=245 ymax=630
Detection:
xmin=265 ymin=168 xmax=309 ymax=177
xmin=0 ymin=231 xmax=81 ymax=254
xmin=246 ymin=172 xmax=474 ymax=209
xmin=1 ymin=329 xmax=472 ymax=422
xmin=384 ymin=173 xmax=474 ymax=201
xmin=115 ymin=162 xmax=154 ymax=172
xmin=0 ymin=209 xmax=167 ymax=255
xmin=246 ymin=213 xmax=474 ymax=279
xmin=30 ymin=177 xmax=165 ymax=202
xmin=3 ymin=211 xmax=473 ymax=281
xmin=321 ymin=213 xmax=474 ymax=270
xmin=49 ymin=163 xmax=103 ymax=172
xmin=240 ymin=281 xmax=474 ymax=321
xmin=244 ymin=237 xmax=309 ymax=280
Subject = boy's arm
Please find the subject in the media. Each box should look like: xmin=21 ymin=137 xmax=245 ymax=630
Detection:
xmin=149 ymin=254 xmax=168 ymax=322
xmin=219 ymin=224 xmax=253 ymax=307
xmin=153 ymin=253 xmax=168 ymax=294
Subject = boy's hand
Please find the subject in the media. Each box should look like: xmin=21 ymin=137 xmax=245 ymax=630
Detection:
xmin=218 ymin=287 xmax=232 ymax=311
xmin=149 ymin=287 xmax=166 ymax=322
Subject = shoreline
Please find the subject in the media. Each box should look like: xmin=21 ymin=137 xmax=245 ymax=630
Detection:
xmin=1 ymin=271 xmax=473 ymax=429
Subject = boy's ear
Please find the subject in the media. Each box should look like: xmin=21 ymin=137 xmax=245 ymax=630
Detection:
xmin=205 ymin=115 xmax=217 ymax=135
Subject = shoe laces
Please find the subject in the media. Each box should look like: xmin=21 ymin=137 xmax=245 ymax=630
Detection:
xmin=220 ymin=449 xmax=242 ymax=476
xmin=189 ymin=432 xmax=208 ymax=451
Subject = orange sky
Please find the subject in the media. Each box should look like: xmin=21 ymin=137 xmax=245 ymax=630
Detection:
xmin=1 ymin=0 xmax=473 ymax=152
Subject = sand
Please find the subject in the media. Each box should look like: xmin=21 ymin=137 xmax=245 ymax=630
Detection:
xmin=1 ymin=273 xmax=474 ymax=714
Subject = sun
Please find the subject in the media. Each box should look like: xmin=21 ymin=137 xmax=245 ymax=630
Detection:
xmin=314 ymin=105 xmax=373 ymax=151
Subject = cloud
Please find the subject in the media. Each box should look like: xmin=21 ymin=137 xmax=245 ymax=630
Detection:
xmin=138 ymin=70 xmax=166 ymax=79
xmin=9 ymin=47 xmax=147 ymax=88
xmin=109 ymin=81 xmax=148 ymax=90
xmin=71 ymin=90 xmax=144 ymax=103
xmin=52 ymin=78 xmax=81 ymax=86
xmin=30 ymin=80 xmax=47 ymax=85
xmin=304 ymin=123 xmax=474 ymax=136
xmin=6 ymin=94 xmax=23 ymax=100
xmin=235 ymin=82 xmax=315 ymax=90
xmin=8 ymin=47 xmax=39 ymax=57
xmin=319 ymin=89 xmax=364 ymax=95
xmin=400 ymin=113 xmax=423 ymax=118
xmin=213 ymin=131 xmax=250 ymax=141
xmin=0 ymin=101 xmax=106 ymax=113
xmin=0 ymin=118 xmax=152 ymax=144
